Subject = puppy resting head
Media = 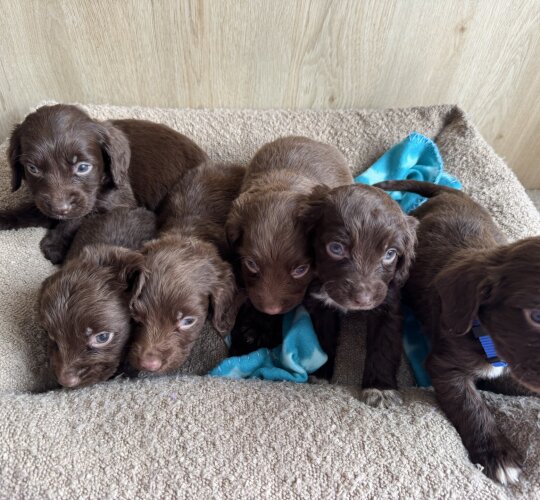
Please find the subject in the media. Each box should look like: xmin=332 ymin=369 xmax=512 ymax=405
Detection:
xmin=39 ymin=245 xmax=146 ymax=388
xmin=308 ymin=184 xmax=418 ymax=311
xmin=129 ymin=236 xmax=240 ymax=374
xmin=226 ymin=191 xmax=314 ymax=315
xmin=8 ymin=104 xmax=130 ymax=219
xmin=435 ymin=236 xmax=540 ymax=392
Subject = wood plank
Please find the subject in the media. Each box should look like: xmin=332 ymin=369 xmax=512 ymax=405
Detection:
xmin=1 ymin=0 xmax=539 ymax=186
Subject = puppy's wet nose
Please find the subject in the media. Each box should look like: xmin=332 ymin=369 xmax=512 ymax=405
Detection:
xmin=261 ymin=305 xmax=284 ymax=315
xmin=51 ymin=201 xmax=73 ymax=216
xmin=58 ymin=372 xmax=80 ymax=388
xmin=353 ymin=291 xmax=375 ymax=309
xmin=57 ymin=202 xmax=72 ymax=214
xmin=140 ymin=355 xmax=163 ymax=372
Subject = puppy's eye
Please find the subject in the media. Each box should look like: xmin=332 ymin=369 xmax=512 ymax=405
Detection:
xmin=327 ymin=241 xmax=345 ymax=258
xmin=26 ymin=164 xmax=40 ymax=175
xmin=244 ymin=258 xmax=259 ymax=274
xmin=178 ymin=316 xmax=197 ymax=330
xmin=75 ymin=162 xmax=93 ymax=175
xmin=291 ymin=264 xmax=310 ymax=279
xmin=89 ymin=331 xmax=114 ymax=348
xmin=530 ymin=310 xmax=540 ymax=324
xmin=382 ymin=248 xmax=398 ymax=265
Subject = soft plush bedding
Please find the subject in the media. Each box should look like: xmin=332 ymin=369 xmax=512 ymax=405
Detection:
xmin=0 ymin=103 xmax=539 ymax=498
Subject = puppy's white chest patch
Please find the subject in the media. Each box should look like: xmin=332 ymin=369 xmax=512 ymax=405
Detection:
xmin=479 ymin=365 xmax=507 ymax=379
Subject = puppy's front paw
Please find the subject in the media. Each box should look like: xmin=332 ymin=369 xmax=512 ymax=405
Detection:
xmin=360 ymin=388 xmax=403 ymax=408
xmin=40 ymin=235 xmax=68 ymax=265
xmin=474 ymin=445 xmax=523 ymax=485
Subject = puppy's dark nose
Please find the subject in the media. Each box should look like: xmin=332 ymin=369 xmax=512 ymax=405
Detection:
xmin=50 ymin=201 xmax=73 ymax=216
xmin=352 ymin=291 xmax=376 ymax=310
xmin=58 ymin=371 xmax=80 ymax=388
xmin=140 ymin=355 xmax=163 ymax=372
xmin=261 ymin=304 xmax=284 ymax=315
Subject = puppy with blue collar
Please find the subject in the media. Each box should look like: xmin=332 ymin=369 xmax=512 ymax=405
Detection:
xmin=376 ymin=180 xmax=540 ymax=486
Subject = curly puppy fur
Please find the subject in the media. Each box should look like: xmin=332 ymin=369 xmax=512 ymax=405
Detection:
xmin=129 ymin=162 xmax=246 ymax=374
xmin=39 ymin=207 xmax=156 ymax=388
xmin=305 ymin=184 xmax=417 ymax=393
xmin=3 ymin=104 xmax=207 ymax=263
xmin=377 ymin=179 xmax=540 ymax=484
xmin=226 ymin=136 xmax=353 ymax=316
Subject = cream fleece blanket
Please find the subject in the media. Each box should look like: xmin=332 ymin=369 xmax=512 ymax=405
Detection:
xmin=0 ymin=104 xmax=539 ymax=498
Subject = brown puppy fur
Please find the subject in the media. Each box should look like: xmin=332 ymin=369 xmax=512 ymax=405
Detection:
xmin=226 ymin=137 xmax=353 ymax=315
xmin=377 ymin=180 xmax=540 ymax=485
xmin=229 ymin=303 xmax=284 ymax=356
xmin=129 ymin=162 xmax=246 ymax=373
xmin=3 ymin=104 xmax=207 ymax=264
xmin=305 ymin=184 xmax=417 ymax=403
xmin=39 ymin=207 xmax=156 ymax=388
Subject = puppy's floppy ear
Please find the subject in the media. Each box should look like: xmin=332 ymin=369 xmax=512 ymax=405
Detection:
xmin=7 ymin=123 xmax=25 ymax=192
xmin=225 ymin=203 xmax=244 ymax=248
xmin=393 ymin=216 xmax=419 ymax=287
xmin=97 ymin=121 xmax=131 ymax=188
xmin=37 ymin=273 xmax=57 ymax=321
xmin=434 ymin=256 xmax=492 ymax=335
xmin=80 ymin=244 xmax=147 ymax=297
xmin=296 ymin=184 xmax=331 ymax=231
xmin=208 ymin=257 xmax=244 ymax=336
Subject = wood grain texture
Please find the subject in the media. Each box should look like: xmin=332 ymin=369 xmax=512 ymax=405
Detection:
xmin=1 ymin=0 xmax=539 ymax=186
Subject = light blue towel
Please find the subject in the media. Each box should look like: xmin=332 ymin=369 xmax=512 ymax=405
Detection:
xmin=210 ymin=306 xmax=327 ymax=382
xmin=355 ymin=132 xmax=461 ymax=213
xmin=212 ymin=132 xmax=460 ymax=385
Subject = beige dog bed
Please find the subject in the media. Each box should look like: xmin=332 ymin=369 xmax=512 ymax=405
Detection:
xmin=1 ymin=104 xmax=539 ymax=498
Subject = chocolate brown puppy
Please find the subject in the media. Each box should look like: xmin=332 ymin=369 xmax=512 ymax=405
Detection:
xmin=305 ymin=184 xmax=417 ymax=403
xmin=129 ymin=161 xmax=246 ymax=373
xmin=377 ymin=180 xmax=540 ymax=485
xmin=39 ymin=207 xmax=156 ymax=388
xmin=3 ymin=104 xmax=207 ymax=264
xmin=226 ymin=137 xmax=353 ymax=315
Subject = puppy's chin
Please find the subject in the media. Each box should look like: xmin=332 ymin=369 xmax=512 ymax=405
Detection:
xmin=36 ymin=201 xmax=94 ymax=221
xmin=58 ymin=371 xmax=116 ymax=389
xmin=344 ymin=302 xmax=381 ymax=311
xmin=311 ymin=289 xmax=385 ymax=313
xmin=249 ymin=301 xmax=297 ymax=316
xmin=75 ymin=373 xmax=116 ymax=388
xmin=248 ymin=295 xmax=301 ymax=316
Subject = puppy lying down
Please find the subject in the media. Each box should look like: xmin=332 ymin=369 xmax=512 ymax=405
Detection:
xmin=305 ymin=184 xmax=417 ymax=406
xmin=39 ymin=207 xmax=156 ymax=388
xmin=128 ymin=161 xmax=246 ymax=374
xmin=226 ymin=136 xmax=353 ymax=315
xmin=2 ymin=104 xmax=207 ymax=264
xmin=377 ymin=180 xmax=540 ymax=485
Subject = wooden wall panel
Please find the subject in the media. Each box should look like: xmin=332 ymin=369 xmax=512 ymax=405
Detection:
xmin=1 ymin=0 xmax=539 ymax=186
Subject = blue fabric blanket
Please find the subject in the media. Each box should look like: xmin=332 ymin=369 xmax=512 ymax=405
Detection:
xmin=210 ymin=306 xmax=327 ymax=382
xmin=211 ymin=132 xmax=461 ymax=385
xmin=355 ymin=132 xmax=461 ymax=211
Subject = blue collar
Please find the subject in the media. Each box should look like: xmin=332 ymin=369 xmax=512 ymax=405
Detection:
xmin=471 ymin=319 xmax=508 ymax=368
